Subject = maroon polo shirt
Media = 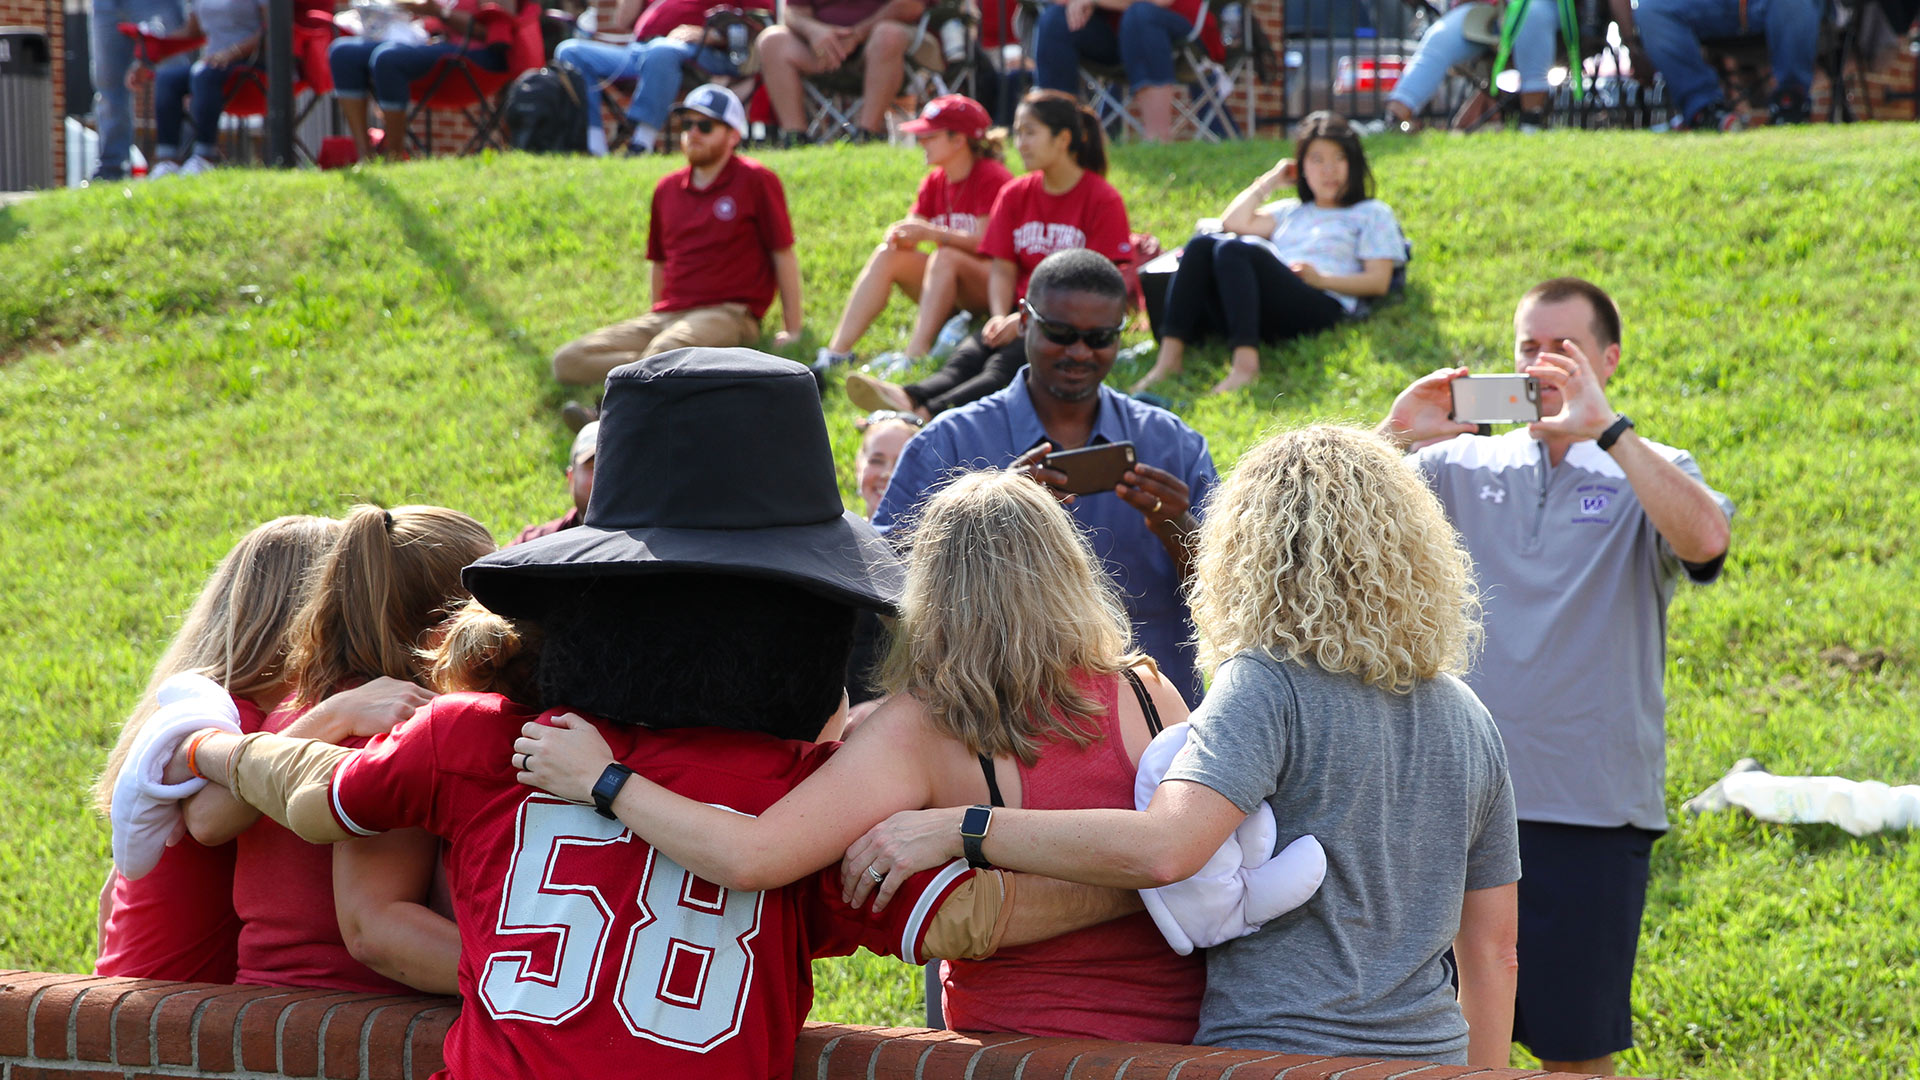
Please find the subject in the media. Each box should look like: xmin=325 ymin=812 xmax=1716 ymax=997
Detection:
xmin=646 ymin=153 xmax=795 ymax=319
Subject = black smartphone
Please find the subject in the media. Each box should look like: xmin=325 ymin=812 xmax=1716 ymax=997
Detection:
xmin=1043 ymin=442 xmax=1137 ymax=496
xmin=1450 ymin=374 xmax=1541 ymax=424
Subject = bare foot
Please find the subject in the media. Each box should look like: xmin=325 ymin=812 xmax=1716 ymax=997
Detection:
xmin=1209 ymin=363 xmax=1260 ymax=395
xmin=845 ymin=371 xmax=915 ymax=413
xmin=1131 ymin=362 xmax=1181 ymax=394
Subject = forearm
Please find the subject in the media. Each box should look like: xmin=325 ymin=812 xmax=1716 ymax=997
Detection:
xmin=649 ymin=262 xmax=665 ymax=308
xmin=998 ymin=874 xmax=1142 ymax=945
xmin=611 ymin=0 xmax=644 ymax=31
xmin=1310 ymin=263 xmax=1393 ymax=298
xmin=988 ymin=260 xmax=1016 ymax=317
xmin=182 ymin=782 xmax=262 ymax=845
xmin=1454 ymin=884 xmax=1520 ymax=1068
xmin=336 ymin=832 xmax=460 ymax=995
xmin=936 ymin=225 xmax=984 ymax=254
xmin=181 ymin=731 xmax=359 ymax=843
xmin=772 ymin=249 xmax=804 ymax=334
xmin=1610 ymin=431 xmax=1730 ymax=563
xmin=607 ymin=773 xmax=820 ymax=891
xmin=349 ymin=901 xmax=459 ymax=993
xmin=1153 ymin=514 xmax=1199 ymax=581
xmin=982 ymin=807 xmax=1193 ymax=888
xmin=1220 ymin=179 xmax=1277 ymax=235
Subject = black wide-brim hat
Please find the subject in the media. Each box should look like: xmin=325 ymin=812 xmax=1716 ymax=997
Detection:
xmin=465 ymin=349 xmax=902 ymax=618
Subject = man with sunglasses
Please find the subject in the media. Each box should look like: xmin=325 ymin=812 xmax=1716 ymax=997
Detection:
xmin=551 ymin=85 xmax=805 ymax=419
xmin=872 ymin=249 xmax=1217 ymax=705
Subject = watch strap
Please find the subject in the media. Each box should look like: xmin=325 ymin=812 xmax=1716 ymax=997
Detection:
xmin=960 ymin=804 xmax=993 ymax=869
xmin=591 ymin=762 xmax=635 ymax=819
xmin=1597 ymin=413 xmax=1634 ymax=452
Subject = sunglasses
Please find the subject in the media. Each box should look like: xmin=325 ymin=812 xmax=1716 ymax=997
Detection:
xmin=855 ymin=410 xmax=925 ymax=431
xmin=1021 ymin=299 xmax=1125 ymax=350
xmin=682 ymin=117 xmax=720 ymax=135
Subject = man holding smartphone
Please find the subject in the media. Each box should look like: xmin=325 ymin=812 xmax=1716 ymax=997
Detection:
xmin=873 ymin=249 xmax=1217 ymax=705
xmin=1378 ymin=277 xmax=1734 ymax=1077
xmin=550 ymin=86 xmax=805 ymax=423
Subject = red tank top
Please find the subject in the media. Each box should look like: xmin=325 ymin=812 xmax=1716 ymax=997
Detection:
xmin=940 ymin=672 xmax=1204 ymax=1043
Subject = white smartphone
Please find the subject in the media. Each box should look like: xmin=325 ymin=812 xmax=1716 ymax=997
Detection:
xmin=1450 ymin=375 xmax=1541 ymax=424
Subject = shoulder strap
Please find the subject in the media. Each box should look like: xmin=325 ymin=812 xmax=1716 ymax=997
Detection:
xmin=977 ymin=754 xmax=1005 ymax=808
xmin=1122 ymin=666 xmax=1164 ymax=738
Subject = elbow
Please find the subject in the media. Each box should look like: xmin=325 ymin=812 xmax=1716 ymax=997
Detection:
xmin=1136 ymin=843 xmax=1210 ymax=889
xmin=339 ymin=909 xmax=391 ymax=972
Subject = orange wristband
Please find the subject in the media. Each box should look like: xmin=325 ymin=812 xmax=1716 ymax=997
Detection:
xmin=184 ymin=730 xmax=217 ymax=780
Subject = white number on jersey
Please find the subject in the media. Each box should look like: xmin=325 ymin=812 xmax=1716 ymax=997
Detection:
xmin=479 ymin=795 xmax=764 ymax=1050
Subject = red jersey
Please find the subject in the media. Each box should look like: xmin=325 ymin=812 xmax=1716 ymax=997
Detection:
xmin=95 ymin=695 xmax=266 ymax=983
xmin=978 ymin=171 xmax=1132 ymax=300
xmin=232 ymin=697 xmax=416 ymax=995
xmin=910 ymin=158 xmax=1014 ymax=236
xmin=328 ymin=693 xmax=974 ymax=1080
xmin=647 ymin=154 xmax=795 ymax=319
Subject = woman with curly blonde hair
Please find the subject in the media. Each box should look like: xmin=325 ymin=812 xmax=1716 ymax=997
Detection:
xmin=513 ymin=468 xmax=1216 ymax=1042
xmin=843 ymin=425 xmax=1524 ymax=1068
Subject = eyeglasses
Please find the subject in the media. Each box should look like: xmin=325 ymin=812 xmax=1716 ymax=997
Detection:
xmin=855 ymin=410 xmax=925 ymax=431
xmin=684 ymin=117 xmax=719 ymax=135
xmin=1020 ymin=299 xmax=1125 ymax=350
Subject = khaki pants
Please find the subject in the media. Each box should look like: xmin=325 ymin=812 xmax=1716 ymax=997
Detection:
xmin=551 ymin=303 xmax=762 ymax=386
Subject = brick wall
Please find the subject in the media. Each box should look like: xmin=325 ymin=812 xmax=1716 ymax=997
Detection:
xmin=0 ymin=0 xmax=66 ymax=184
xmin=1813 ymin=32 xmax=1919 ymax=122
xmin=2 ymin=971 xmax=1633 ymax=1080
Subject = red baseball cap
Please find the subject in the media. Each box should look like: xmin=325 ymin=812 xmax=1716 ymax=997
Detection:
xmin=899 ymin=95 xmax=991 ymax=139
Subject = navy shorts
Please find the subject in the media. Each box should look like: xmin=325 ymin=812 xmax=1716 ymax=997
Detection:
xmin=1511 ymin=821 xmax=1662 ymax=1063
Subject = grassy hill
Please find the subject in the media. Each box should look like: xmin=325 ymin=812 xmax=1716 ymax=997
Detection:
xmin=3 ymin=126 xmax=1918 ymax=1078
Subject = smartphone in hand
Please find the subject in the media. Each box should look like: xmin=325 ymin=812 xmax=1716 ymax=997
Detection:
xmin=1043 ymin=442 xmax=1137 ymax=496
xmin=1450 ymin=375 xmax=1541 ymax=424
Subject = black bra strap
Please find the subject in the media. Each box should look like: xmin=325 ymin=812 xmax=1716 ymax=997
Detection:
xmin=977 ymin=754 xmax=1006 ymax=808
xmin=1122 ymin=667 xmax=1164 ymax=737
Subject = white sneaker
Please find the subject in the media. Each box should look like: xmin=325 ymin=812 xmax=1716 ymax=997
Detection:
xmin=148 ymin=160 xmax=183 ymax=178
xmin=179 ymin=155 xmax=219 ymax=176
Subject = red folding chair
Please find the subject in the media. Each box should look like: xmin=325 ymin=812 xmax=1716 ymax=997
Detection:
xmin=403 ymin=0 xmax=547 ymax=155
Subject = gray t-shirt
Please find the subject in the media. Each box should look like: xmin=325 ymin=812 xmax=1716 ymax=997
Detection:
xmin=192 ymin=0 xmax=266 ymax=57
xmin=1254 ymin=197 xmax=1407 ymax=315
xmin=1412 ymin=430 xmax=1735 ymax=830
xmin=1162 ymin=651 xmax=1520 ymax=1064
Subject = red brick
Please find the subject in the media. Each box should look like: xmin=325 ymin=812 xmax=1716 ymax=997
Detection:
xmin=363 ymin=1000 xmax=451 ymax=1080
xmin=235 ymin=990 xmax=355 ymax=1075
xmin=406 ymin=1003 xmax=459 ymax=1077
xmin=112 ymin=981 xmax=192 ymax=1065
xmin=193 ymin=985 xmax=297 ymax=1071
xmin=0 ymin=973 xmax=89 ymax=1057
xmin=318 ymin=995 xmax=416 ymax=1080
xmin=865 ymin=1027 xmax=977 ymax=1079
xmin=274 ymin=992 xmax=366 ymax=1077
xmin=148 ymin=983 xmax=259 ymax=1067
xmin=30 ymin=976 xmax=115 ymax=1060
xmin=10 ymin=1068 xmax=124 ymax=1080
xmin=73 ymin=978 xmax=163 ymax=1063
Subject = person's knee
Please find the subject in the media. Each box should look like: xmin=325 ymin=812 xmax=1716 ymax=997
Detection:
xmin=757 ymin=25 xmax=801 ymax=68
xmin=865 ymin=19 xmax=912 ymax=59
xmin=551 ymin=340 xmax=605 ymax=385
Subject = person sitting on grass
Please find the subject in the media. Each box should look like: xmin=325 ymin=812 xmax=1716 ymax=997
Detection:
xmin=1132 ymin=111 xmax=1406 ymax=396
xmin=116 ymin=351 xmax=1157 ymax=1078
xmin=146 ymin=0 xmax=267 ymax=177
xmin=811 ymin=95 xmax=1012 ymax=379
xmin=843 ymin=90 xmax=1132 ymax=420
xmin=510 ymin=422 xmax=595 ymax=546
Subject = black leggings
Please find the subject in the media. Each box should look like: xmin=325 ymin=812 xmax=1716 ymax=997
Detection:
xmin=905 ymin=332 xmax=1028 ymax=415
xmin=1159 ymin=232 xmax=1348 ymax=350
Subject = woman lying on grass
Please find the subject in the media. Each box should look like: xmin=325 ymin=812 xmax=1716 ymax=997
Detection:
xmin=514 ymin=469 xmax=1322 ymax=1041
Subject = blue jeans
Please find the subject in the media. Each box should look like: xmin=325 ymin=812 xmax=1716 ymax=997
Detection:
xmin=552 ymin=36 xmax=736 ymax=133
xmin=1389 ymin=0 xmax=1560 ymax=110
xmin=328 ymin=36 xmax=507 ymax=113
xmin=1635 ymin=0 xmax=1820 ymax=119
xmin=89 ymin=0 xmax=188 ymax=173
xmin=1034 ymin=0 xmax=1194 ymax=92
xmin=154 ymin=58 xmax=254 ymax=159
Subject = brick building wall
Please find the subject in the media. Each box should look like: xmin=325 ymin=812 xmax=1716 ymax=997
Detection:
xmin=0 ymin=0 xmax=65 ymax=185
xmin=1 ymin=971 xmax=1631 ymax=1080
xmin=1813 ymin=32 xmax=1919 ymax=122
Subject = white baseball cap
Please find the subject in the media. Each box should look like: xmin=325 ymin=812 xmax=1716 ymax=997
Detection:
xmin=673 ymin=84 xmax=749 ymax=138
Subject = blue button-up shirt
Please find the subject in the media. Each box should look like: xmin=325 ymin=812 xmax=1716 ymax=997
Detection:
xmin=872 ymin=368 xmax=1218 ymax=704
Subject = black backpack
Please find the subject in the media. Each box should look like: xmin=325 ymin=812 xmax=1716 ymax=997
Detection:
xmin=505 ymin=62 xmax=590 ymax=154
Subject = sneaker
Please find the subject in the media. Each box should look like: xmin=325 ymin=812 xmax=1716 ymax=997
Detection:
xmin=560 ymin=401 xmax=599 ymax=432
xmin=809 ymin=348 xmax=853 ymax=392
xmin=1682 ymin=758 xmax=1769 ymax=816
xmin=844 ymin=371 xmax=913 ymax=413
xmin=148 ymin=160 xmax=183 ymax=178
xmin=1680 ymin=102 xmax=1745 ymax=133
xmin=1517 ymin=110 xmax=1547 ymax=134
xmin=1768 ymin=89 xmax=1810 ymax=125
xmin=81 ymin=165 xmax=128 ymax=186
xmin=179 ymin=154 xmax=219 ymax=175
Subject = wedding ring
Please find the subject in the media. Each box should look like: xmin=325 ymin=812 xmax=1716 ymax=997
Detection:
xmin=867 ymin=866 xmax=887 ymax=884
xmin=1151 ymin=497 xmax=1164 ymax=515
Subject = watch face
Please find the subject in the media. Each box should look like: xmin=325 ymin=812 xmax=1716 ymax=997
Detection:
xmin=961 ymin=805 xmax=992 ymax=836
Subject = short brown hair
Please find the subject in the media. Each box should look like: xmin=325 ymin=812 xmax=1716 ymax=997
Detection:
xmin=1520 ymin=277 xmax=1622 ymax=349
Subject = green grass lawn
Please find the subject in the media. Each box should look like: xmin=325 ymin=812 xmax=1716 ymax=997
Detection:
xmin=3 ymin=125 xmax=1918 ymax=1079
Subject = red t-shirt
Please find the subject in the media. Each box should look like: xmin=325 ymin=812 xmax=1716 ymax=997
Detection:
xmin=633 ymin=0 xmax=772 ymax=40
xmin=978 ymin=171 xmax=1133 ymax=300
xmin=910 ymin=157 xmax=1014 ymax=236
xmin=647 ymin=154 xmax=795 ymax=320
xmin=804 ymin=0 xmax=884 ymax=27
xmin=328 ymin=694 xmax=975 ymax=1080
xmin=94 ymin=695 xmax=267 ymax=984
xmin=232 ymin=696 xmax=417 ymax=995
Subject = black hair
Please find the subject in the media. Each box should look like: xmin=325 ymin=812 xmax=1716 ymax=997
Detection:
xmin=1521 ymin=277 xmax=1623 ymax=349
xmin=1026 ymin=248 xmax=1127 ymax=308
xmin=1017 ymin=89 xmax=1107 ymax=176
xmin=533 ymin=573 xmax=857 ymax=742
xmin=1292 ymin=111 xmax=1373 ymax=207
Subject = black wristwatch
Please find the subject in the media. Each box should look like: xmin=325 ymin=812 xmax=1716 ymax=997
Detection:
xmin=1597 ymin=413 xmax=1635 ymax=452
xmin=960 ymin=804 xmax=994 ymax=869
xmin=591 ymin=762 xmax=635 ymax=819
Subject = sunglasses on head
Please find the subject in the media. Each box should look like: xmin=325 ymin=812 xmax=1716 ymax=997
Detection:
xmin=855 ymin=410 xmax=925 ymax=431
xmin=1021 ymin=299 xmax=1125 ymax=350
